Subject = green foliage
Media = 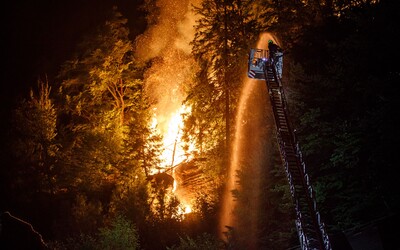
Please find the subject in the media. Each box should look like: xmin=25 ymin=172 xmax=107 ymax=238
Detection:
xmin=231 ymin=140 xmax=296 ymax=249
xmin=167 ymin=232 xmax=223 ymax=250
xmin=192 ymin=0 xmax=258 ymax=64
xmin=286 ymin=0 xmax=400 ymax=231
xmin=11 ymin=79 xmax=60 ymax=195
xmin=49 ymin=233 xmax=98 ymax=250
xmin=192 ymin=191 xmax=219 ymax=221
xmin=72 ymin=194 xmax=104 ymax=234
xmin=34 ymin=7 xmax=161 ymax=241
xmin=98 ymin=215 xmax=140 ymax=250
xmin=183 ymin=0 xmax=257 ymax=199
xmin=56 ymin=7 xmax=160 ymax=200
xmin=47 ymin=215 xmax=139 ymax=250
xmin=187 ymin=0 xmax=259 ymax=159
xmin=109 ymin=173 xmax=152 ymax=227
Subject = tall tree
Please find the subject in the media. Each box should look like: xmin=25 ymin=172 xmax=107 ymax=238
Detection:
xmin=187 ymin=0 xmax=258 ymax=169
xmin=56 ymin=7 xmax=161 ymax=228
xmin=11 ymin=79 xmax=60 ymax=197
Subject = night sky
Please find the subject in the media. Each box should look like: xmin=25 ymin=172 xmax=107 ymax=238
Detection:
xmin=1 ymin=0 xmax=146 ymax=117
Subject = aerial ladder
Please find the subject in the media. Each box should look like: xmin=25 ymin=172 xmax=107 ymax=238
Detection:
xmin=248 ymin=48 xmax=332 ymax=250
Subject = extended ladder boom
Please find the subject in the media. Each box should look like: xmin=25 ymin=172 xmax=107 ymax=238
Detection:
xmin=248 ymin=48 xmax=332 ymax=250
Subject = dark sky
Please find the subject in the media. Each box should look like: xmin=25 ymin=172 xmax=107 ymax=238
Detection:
xmin=1 ymin=0 xmax=146 ymax=114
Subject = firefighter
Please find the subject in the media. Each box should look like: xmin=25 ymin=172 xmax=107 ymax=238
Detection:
xmin=268 ymin=40 xmax=282 ymax=63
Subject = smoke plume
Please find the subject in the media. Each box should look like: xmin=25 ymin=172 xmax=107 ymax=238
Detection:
xmin=135 ymin=0 xmax=201 ymax=139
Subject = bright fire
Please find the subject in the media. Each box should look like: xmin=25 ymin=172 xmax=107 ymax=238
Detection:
xmin=151 ymin=105 xmax=192 ymax=168
xmin=150 ymin=104 xmax=194 ymax=215
xmin=137 ymin=0 xmax=202 ymax=218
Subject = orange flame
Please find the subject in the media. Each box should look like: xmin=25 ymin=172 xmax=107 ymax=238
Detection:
xmin=150 ymin=104 xmax=194 ymax=216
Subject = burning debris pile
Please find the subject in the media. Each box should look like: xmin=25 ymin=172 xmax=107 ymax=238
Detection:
xmin=173 ymin=159 xmax=212 ymax=207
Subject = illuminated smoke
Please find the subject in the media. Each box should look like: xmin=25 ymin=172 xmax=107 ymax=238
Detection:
xmin=135 ymin=0 xmax=202 ymax=214
xmin=135 ymin=0 xmax=201 ymax=167
xmin=135 ymin=0 xmax=201 ymax=61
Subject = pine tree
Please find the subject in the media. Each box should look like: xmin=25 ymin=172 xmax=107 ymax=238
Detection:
xmin=185 ymin=0 xmax=258 ymax=179
xmin=11 ymin=79 xmax=60 ymax=196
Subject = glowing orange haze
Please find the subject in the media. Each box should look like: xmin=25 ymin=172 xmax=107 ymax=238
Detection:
xmin=150 ymin=105 xmax=193 ymax=170
xmin=135 ymin=0 xmax=202 ymax=215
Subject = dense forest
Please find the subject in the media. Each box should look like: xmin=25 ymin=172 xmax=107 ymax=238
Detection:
xmin=1 ymin=0 xmax=399 ymax=249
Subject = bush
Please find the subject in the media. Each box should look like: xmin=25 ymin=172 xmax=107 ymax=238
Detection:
xmin=98 ymin=215 xmax=139 ymax=250
xmin=167 ymin=232 xmax=223 ymax=250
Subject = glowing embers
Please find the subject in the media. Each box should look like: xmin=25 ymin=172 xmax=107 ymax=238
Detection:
xmin=147 ymin=171 xmax=192 ymax=220
xmin=175 ymin=202 xmax=193 ymax=219
xmin=172 ymin=179 xmax=193 ymax=216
